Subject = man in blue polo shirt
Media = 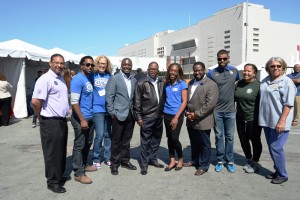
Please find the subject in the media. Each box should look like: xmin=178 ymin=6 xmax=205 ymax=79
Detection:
xmin=207 ymin=49 xmax=239 ymax=173
xmin=70 ymin=56 xmax=96 ymax=184
xmin=287 ymin=63 xmax=300 ymax=126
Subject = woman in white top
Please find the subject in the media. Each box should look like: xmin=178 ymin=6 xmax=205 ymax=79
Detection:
xmin=0 ymin=73 xmax=12 ymax=126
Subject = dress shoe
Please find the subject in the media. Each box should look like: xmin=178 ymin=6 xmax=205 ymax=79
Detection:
xmin=47 ymin=184 xmax=66 ymax=193
xmin=149 ymin=161 xmax=164 ymax=168
xmin=140 ymin=166 xmax=148 ymax=175
xmin=164 ymin=165 xmax=176 ymax=172
xmin=175 ymin=166 xmax=182 ymax=171
xmin=111 ymin=166 xmax=119 ymax=175
xmin=74 ymin=175 xmax=92 ymax=184
xmin=265 ymin=173 xmax=277 ymax=179
xmin=271 ymin=177 xmax=288 ymax=184
xmin=183 ymin=161 xmax=194 ymax=167
xmin=195 ymin=169 xmax=207 ymax=176
xmin=121 ymin=162 xmax=137 ymax=170
xmin=85 ymin=165 xmax=97 ymax=172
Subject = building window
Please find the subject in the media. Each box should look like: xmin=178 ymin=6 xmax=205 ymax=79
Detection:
xmin=253 ymin=49 xmax=259 ymax=52
xmin=157 ymin=47 xmax=165 ymax=57
xmin=253 ymin=33 xmax=259 ymax=37
xmin=173 ymin=39 xmax=196 ymax=51
xmin=224 ymin=45 xmax=230 ymax=49
xmin=224 ymin=35 xmax=230 ymax=39
xmin=182 ymin=57 xmax=196 ymax=65
xmin=224 ymin=30 xmax=230 ymax=34
xmin=224 ymin=41 xmax=230 ymax=44
xmin=253 ymin=28 xmax=259 ymax=31
xmin=253 ymin=44 xmax=259 ymax=47
xmin=253 ymin=39 xmax=259 ymax=42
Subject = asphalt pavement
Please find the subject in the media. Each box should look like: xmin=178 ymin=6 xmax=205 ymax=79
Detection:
xmin=0 ymin=117 xmax=300 ymax=200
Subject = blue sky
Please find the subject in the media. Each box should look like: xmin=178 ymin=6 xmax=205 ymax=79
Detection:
xmin=1 ymin=0 xmax=299 ymax=56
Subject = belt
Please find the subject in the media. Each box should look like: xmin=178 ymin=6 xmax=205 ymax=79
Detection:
xmin=41 ymin=116 xmax=66 ymax=120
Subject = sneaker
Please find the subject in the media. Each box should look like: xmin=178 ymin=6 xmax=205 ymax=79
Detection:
xmin=32 ymin=123 xmax=36 ymax=128
xmin=74 ymin=175 xmax=92 ymax=184
xmin=215 ymin=162 xmax=224 ymax=172
xmin=243 ymin=160 xmax=252 ymax=171
xmin=245 ymin=162 xmax=259 ymax=173
xmin=226 ymin=163 xmax=236 ymax=173
xmin=85 ymin=165 xmax=97 ymax=172
xmin=104 ymin=161 xmax=111 ymax=167
xmin=93 ymin=162 xmax=101 ymax=169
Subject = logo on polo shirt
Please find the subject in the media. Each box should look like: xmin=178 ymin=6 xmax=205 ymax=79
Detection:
xmin=86 ymin=82 xmax=93 ymax=92
xmin=246 ymin=89 xmax=253 ymax=94
xmin=54 ymin=81 xmax=58 ymax=85
xmin=172 ymin=88 xmax=178 ymax=92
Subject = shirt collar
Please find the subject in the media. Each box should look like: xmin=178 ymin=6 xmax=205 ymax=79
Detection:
xmin=121 ymin=71 xmax=132 ymax=79
xmin=48 ymin=69 xmax=61 ymax=79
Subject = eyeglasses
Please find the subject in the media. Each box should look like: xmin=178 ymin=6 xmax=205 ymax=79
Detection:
xmin=217 ymin=57 xmax=228 ymax=61
xmin=82 ymin=63 xmax=95 ymax=67
xmin=270 ymin=65 xmax=282 ymax=69
xmin=52 ymin=62 xmax=65 ymax=66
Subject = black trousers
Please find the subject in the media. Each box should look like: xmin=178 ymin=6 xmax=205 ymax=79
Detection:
xmin=164 ymin=113 xmax=184 ymax=158
xmin=236 ymin=118 xmax=262 ymax=162
xmin=140 ymin=116 xmax=163 ymax=167
xmin=187 ymin=127 xmax=211 ymax=170
xmin=40 ymin=117 xmax=68 ymax=186
xmin=111 ymin=114 xmax=135 ymax=168
xmin=0 ymin=97 xmax=12 ymax=126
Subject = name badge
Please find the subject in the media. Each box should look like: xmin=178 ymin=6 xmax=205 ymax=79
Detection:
xmin=172 ymin=88 xmax=178 ymax=92
xmin=98 ymin=90 xmax=105 ymax=96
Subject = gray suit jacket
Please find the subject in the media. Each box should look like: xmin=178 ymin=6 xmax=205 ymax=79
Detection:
xmin=106 ymin=72 xmax=137 ymax=121
xmin=186 ymin=77 xmax=218 ymax=130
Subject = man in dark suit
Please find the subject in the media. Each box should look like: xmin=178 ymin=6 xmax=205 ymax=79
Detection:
xmin=134 ymin=62 xmax=165 ymax=175
xmin=106 ymin=58 xmax=137 ymax=175
xmin=185 ymin=62 xmax=218 ymax=176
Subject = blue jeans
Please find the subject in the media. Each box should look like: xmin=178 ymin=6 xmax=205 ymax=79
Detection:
xmin=92 ymin=113 xmax=112 ymax=163
xmin=264 ymin=127 xmax=289 ymax=178
xmin=70 ymin=115 xmax=95 ymax=176
xmin=214 ymin=112 xmax=236 ymax=163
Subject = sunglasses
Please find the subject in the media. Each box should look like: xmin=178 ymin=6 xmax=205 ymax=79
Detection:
xmin=217 ymin=57 xmax=228 ymax=61
xmin=82 ymin=63 xmax=95 ymax=67
xmin=270 ymin=65 xmax=282 ymax=69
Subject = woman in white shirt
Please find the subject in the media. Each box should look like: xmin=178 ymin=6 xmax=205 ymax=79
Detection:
xmin=0 ymin=73 xmax=12 ymax=126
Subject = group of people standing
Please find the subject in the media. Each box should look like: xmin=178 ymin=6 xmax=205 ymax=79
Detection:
xmin=31 ymin=49 xmax=298 ymax=193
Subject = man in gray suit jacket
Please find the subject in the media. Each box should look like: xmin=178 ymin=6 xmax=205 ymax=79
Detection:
xmin=185 ymin=62 xmax=218 ymax=176
xmin=106 ymin=58 xmax=137 ymax=175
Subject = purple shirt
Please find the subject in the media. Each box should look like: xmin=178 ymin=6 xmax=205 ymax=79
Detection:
xmin=32 ymin=70 xmax=69 ymax=117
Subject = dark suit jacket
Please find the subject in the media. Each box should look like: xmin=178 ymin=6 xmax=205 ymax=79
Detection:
xmin=186 ymin=77 xmax=218 ymax=130
xmin=106 ymin=72 xmax=137 ymax=121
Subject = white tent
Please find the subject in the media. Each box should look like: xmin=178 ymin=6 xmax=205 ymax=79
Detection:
xmin=0 ymin=39 xmax=51 ymax=118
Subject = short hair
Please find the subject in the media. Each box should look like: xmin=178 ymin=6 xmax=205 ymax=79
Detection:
xmin=165 ymin=63 xmax=184 ymax=83
xmin=265 ymin=57 xmax=287 ymax=74
xmin=294 ymin=63 xmax=300 ymax=68
xmin=136 ymin=68 xmax=143 ymax=73
xmin=217 ymin=49 xmax=229 ymax=57
xmin=94 ymin=55 xmax=112 ymax=74
xmin=244 ymin=63 xmax=258 ymax=74
xmin=148 ymin=62 xmax=159 ymax=69
xmin=79 ymin=56 xmax=94 ymax=66
xmin=50 ymin=54 xmax=64 ymax=62
xmin=193 ymin=62 xmax=205 ymax=70
xmin=121 ymin=58 xmax=132 ymax=66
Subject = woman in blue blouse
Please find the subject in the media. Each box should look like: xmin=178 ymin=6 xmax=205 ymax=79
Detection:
xmin=90 ymin=55 xmax=112 ymax=169
xmin=163 ymin=63 xmax=188 ymax=171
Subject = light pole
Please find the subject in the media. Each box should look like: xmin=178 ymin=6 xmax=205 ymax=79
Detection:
xmin=245 ymin=0 xmax=249 ymax=62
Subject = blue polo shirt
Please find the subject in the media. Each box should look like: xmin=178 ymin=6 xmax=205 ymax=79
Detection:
xmin=287 ymin=72 xmax=300 ymax=96
xmin=207 ymin=65 xmax=239 ymax=112
xmin=163 ymin=80 xmax=188 ymax=115
xmin=70 ymin=72 xmax=93 ymax=120
xmin=89 ymin=72 xmax=111 ymax=113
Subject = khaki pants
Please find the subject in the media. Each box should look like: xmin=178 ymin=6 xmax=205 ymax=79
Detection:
xmin=293 ymin=96 xmax=300 ymax=122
